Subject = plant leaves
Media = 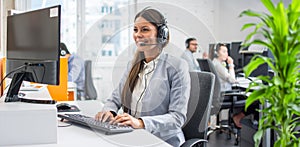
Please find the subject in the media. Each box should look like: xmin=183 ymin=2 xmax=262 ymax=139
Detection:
xmin=241 ymin=23 xmax=257 ymax=31
xmin=246 ymin=88 xmax=265 ymax=110
xmin=254 ymin=130 xmax=263 ymax=147
xmin=244 ymin=55 xmax=266 ymax=77
xmin=261 ymin=0 xmax=276 ymax=16
xmin=240 ymin=0 xmax=300 ymax=146
xmin=239 ymin=9 xmax=262 ymax=18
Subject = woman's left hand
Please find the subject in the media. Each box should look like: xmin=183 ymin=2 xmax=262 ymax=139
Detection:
xmin=109 ymin=113 xmax=144 ymax=129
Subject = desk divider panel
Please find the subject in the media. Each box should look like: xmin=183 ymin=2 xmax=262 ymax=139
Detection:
xmin=47 ymin=57 xmax=69 ymax=101
xmin=0 ymin=58 xmax=6 ymax=96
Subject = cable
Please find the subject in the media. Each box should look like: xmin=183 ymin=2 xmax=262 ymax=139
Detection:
xmin=58 ymin=118 xmax=73 ymax=127
xmin=133 ymin=61 xmax=156 ymax=117
xmin=0 ymin=64 xmax=27 ymax=92
xmin=41 ymin=65 xmax=45 ymax=82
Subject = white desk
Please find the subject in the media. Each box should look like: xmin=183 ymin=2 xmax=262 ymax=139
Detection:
xmin=10 ymin=100 xmax=171 ymax=147
xmin=234 ymin=77 xmax=262 ymax=91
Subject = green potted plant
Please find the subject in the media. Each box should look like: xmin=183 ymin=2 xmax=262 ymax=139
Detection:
xmin=240 ymin=0 xmax=300 ymax=146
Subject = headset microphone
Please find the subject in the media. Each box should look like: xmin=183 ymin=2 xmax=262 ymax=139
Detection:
xmin=140 ymin=43 xmax=158 ymax=46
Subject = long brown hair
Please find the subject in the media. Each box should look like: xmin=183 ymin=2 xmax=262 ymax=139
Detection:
xmin=121 ymin=8 xmax=169 ymax=112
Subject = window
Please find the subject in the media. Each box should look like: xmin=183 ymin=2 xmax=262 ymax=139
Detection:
xmin=16 ymin=0 xmax=133 ymax=59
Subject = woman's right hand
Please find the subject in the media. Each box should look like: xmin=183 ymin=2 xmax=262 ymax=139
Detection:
xmin=95 ymin=111 xmax=114 ymax=122
xmin=227 ymin=56 xmax=234 ymax=64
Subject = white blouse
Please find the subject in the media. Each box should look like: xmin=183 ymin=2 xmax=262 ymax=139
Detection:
xmin=130 ymin=54 xmax=160 ymax=117
xmin=212 ymin=58 xmax=237 ymax=91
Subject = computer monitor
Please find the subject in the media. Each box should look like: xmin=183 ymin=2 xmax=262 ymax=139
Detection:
xmin=242 ymin=50 xmax=269 ymax=77
xmin=230 ymin=42 xmax=244 ymax=70
xmin=5 ymin=5 xmax=61 ymax=102
xmin=208 ymin=43 xmax=215 ymax=60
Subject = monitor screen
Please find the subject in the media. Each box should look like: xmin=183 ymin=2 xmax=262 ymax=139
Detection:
xmin=208 ymin=44 xmax=215 ymax=60
xmin=243 ymin=50 xmax=269 ymax=77
xmin=7 ymin=6 xmax=60 ymax=61
xmin=5 ymin=5 xmax=61 ymax=102
xmin=230 ymin=42 xmax=243 ymax=70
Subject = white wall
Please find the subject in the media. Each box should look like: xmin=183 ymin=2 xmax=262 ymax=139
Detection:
xmin=218 ymin=0 xmax=291 ymax=43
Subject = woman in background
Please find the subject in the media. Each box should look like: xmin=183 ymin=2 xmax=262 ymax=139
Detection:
xmin=213 ymin=43 xmax=258 ymax=128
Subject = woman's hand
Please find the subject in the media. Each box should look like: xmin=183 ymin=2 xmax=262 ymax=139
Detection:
xmin=227 ymin=56 xmax=234 ymax=64
xmin=110 ymin=113 xmax=144 ymax=129
xmin=95 ymin=111 xmax=114 ymax=122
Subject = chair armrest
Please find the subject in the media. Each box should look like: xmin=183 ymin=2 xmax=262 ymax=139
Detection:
xmin=181 ymin=138 xmax=208 ymax=147
xmin=222 ymin=92 xmax=247 ymax=104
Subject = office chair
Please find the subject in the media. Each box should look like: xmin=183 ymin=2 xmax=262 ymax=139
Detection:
xmin=181 ymin=71 xmax=215 ymax=147
xmin=197 ymin=59 xmax=246 ymax=145
xmin=78 ymin=60 xmax=97 ymax=100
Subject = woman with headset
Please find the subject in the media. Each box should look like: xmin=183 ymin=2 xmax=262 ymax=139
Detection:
xmin=212 ymin=43 xmax=237 ymax=91
xmin=212 ymin=43 xmax=258 ymax=128
xmin=95 ymin=8 xmax=190 ymax=146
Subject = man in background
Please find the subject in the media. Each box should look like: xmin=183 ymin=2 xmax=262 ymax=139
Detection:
xmin=60 ymin=42 xmax=85 ymax=99
xmin=181 ymin=37 xmax=201 ymax=71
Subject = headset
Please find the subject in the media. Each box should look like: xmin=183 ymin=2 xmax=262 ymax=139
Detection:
xmin=60 ymin=43 xmax=70 ymax=56
xmin=139 ymin=7 xmax=169 ymax=45
xmin=157 ymin=20 xmax=169 ymax=44
xmin=214 ymin=43 xmax=228 ymax=57
xmin=133 ymin=61 xmax=156 ymax=117
xmin=60 ymin=49 xmax=67 ymax=56
xmin=185 ymin=37 xmax=197 ymax=48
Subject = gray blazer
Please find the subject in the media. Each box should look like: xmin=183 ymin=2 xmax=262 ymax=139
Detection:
xmin=102 ymin=52 xmax=191 ymax=146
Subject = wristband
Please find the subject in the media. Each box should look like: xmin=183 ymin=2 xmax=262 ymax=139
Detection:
xmin=228 ymin=64 xmax=234 ymax=67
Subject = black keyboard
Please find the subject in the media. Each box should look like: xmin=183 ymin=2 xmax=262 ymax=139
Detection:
xmin=58 ymin=114 xmax=133 ymax=135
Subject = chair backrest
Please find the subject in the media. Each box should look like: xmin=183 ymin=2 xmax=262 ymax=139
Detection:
xmin=197 ymin=59 xmax=221 ymax=115
xmin=182 ymin=71 xmax=215 ymax=140
xmin=84 ymin=60 xmax=97 ymax=99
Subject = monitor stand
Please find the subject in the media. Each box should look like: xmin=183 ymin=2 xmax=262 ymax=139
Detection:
xmin=5 ymin=71 xmax=35 ymax=102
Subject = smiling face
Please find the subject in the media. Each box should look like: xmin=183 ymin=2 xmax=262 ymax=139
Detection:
xmin=133 ymin=16 xmax=158 ymax=52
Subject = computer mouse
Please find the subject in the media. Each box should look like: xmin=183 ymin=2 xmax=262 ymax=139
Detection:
xmin=56 ymin=103 xmax=72 ymax=110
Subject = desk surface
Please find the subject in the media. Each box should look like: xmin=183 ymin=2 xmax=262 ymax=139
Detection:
xmin=12 ymin=100 xmax=171 ymax=147
xmin=235 ymin=77 xmax=261 ymax=91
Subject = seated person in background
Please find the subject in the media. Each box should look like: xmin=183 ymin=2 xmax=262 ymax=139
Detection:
xmin=202 ymin=51 xmax=209 ymax=59
xmin=60 ymin=42 xmax=85 ymax=98
xmin=213 ymin=43 xmax=258 ymax=128
xmin=212 ymin=43 xmax=237 ymax=91
xmin=95 ymin=8 xmax=190 ymax=147
xmin=181 ymin=37 xmax=201 ymax=71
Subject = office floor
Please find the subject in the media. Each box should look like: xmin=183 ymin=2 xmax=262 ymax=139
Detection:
xmin=207 ymin=131 xmax=238 ymax=147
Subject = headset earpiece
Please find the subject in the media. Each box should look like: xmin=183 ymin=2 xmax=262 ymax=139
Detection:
xmin=157 ymin=24 xmax=169 ymax=44
xmin=185 ymin=41 xmax=189 ymax=48
xmin=215 ymin=51 xmax=219 ymax=57
xmin=60 ymin=49 xmax=66 ymax=56
xmin=139 ymin=7 xmax=169 ymax=45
